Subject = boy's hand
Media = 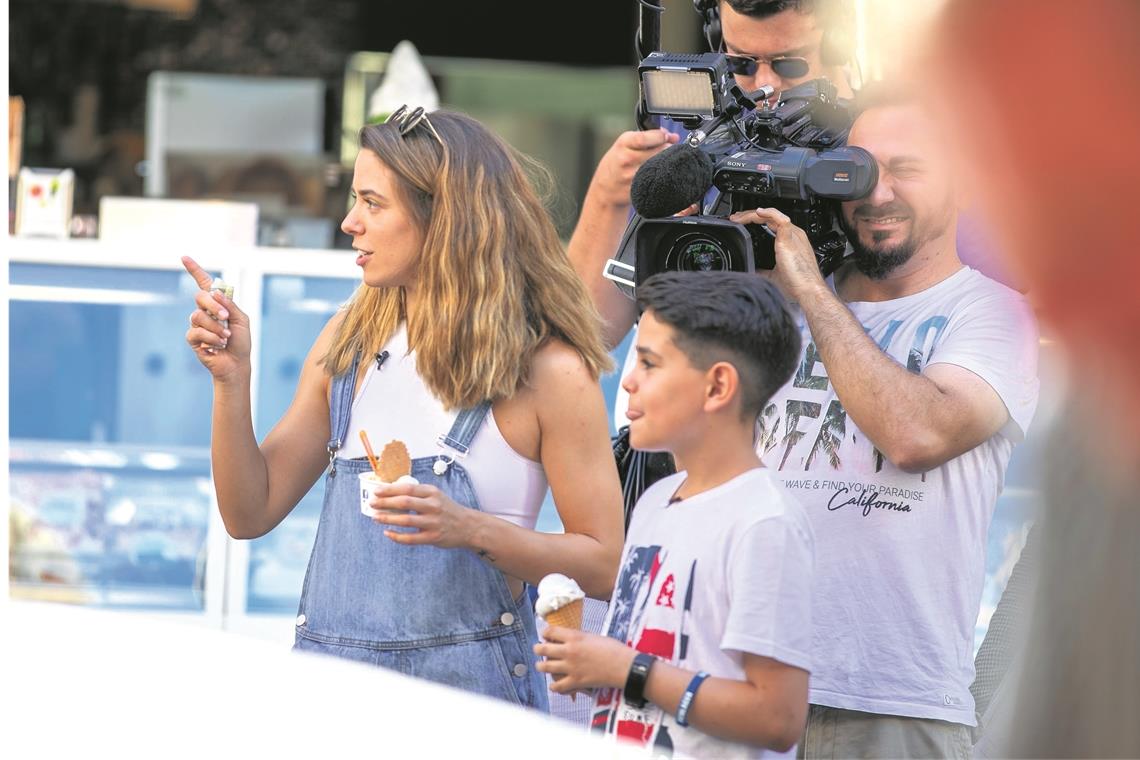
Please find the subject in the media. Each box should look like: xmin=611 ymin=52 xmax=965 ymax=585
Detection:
xmin=534 ymin=627 xmax=639 ymax=695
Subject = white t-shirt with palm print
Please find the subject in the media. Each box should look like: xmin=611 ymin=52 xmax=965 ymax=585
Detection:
xmin=758 ymin=266 xmax=1037 ymax=724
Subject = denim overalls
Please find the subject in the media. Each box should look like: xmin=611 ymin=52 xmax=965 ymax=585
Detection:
xmin=294 ymin=354 xmax=548 ymax=710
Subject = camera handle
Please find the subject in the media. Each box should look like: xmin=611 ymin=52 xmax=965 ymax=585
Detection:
xmin=603 ymin=259 xmax=638 ymax=291
xmin=603 ymin=214 xmax=646 ymax=297
xmin=634 ymin=0 xmax=665 ymax=131
xmin=684 ymin=84 xmax=772 ymax=146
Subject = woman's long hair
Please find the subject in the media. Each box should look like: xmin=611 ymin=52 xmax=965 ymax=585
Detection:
xmin=323 ymin=110 xmax=612 ymax=408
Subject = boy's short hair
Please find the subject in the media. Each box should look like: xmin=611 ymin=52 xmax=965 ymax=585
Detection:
xmin=636 ymin=272 xmax=801 ymax=419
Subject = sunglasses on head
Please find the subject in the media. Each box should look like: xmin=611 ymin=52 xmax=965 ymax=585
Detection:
xmin=723 ymin=52 xmax=810 ymax=80
xmin=384 ymin=104 xmax=444 ymax=145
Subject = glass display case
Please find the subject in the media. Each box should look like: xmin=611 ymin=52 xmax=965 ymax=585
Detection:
xmin=9 ymin=261 xmax=216 ymax=611
xmin=5 ymin=240 xmax=363 ymax=635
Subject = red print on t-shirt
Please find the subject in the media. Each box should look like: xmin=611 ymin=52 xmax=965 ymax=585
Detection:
xmin=635 ymin=627 xmax=676 ymax=658
xmin=617 ymin=718 xmax=656 ymax=744
xmin=655 ymin=574 xmax=676 ymax=608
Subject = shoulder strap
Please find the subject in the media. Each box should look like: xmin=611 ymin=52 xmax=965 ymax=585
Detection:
xmin=326 ymin=352 xmax=362 ymax=471
xmin=438 ymin=400 xmax=493 ymax=456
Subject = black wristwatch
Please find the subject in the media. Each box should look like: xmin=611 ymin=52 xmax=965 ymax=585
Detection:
xmin=624 ymin=652 xmax=657 ymax=709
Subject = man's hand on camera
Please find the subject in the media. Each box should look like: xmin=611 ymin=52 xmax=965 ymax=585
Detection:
xmin=591 ymin=128 xmax=680 ymax=207
xmin=730 ymin=207 xmax=828 ymax=302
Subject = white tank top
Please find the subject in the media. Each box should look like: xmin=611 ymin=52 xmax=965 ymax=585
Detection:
xmin=339 ymin=323 xmax=549 ymax=530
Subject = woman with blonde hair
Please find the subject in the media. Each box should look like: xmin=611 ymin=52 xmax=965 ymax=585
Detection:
xmin=182 ymin=107 xmax=623 ymax=710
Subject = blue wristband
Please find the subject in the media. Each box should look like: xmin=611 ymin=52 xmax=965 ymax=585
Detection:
xmin=675 ymin=670 xmax=710 ymax=727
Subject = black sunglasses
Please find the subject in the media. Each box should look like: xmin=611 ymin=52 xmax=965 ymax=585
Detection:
xmin=724 ymin=53 xmax=810 ymax=80
xmin=384 ymin=104 xmax=443 ymax=145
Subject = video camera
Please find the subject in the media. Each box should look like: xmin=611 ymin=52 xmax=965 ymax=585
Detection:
xmin=604 ymin=51 xmax=878 ymax=297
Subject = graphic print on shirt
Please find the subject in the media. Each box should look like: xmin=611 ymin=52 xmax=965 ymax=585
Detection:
xmin=757 ymin=315 xmax=948 ymax=519
xmin=592 ymin=544 xmax=697 ymax=756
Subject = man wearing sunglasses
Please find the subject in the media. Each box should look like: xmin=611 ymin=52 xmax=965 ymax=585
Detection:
xmin=568 ymin=0 xmax=857 ymax=351
xmin=716 ymin=0 xmax=855 ymax=107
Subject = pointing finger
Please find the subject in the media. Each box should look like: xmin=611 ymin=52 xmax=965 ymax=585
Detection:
xmin=181 ymin=256 xmax=216 ymax=291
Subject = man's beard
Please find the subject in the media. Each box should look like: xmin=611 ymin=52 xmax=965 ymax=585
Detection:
xmin=839 ymin=202 xmax=932 ymax=280
xmin=849 ymin=234 xmax=919 ymax=280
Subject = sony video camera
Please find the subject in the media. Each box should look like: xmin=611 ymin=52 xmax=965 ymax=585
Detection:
xmin=604 ymin=52 xmax=878 ymax=296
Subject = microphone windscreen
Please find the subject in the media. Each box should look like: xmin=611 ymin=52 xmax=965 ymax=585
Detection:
xmin=630 ymin=144 xmax=714 ymax=218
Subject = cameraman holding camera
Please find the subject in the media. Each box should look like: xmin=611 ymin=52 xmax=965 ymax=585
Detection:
xmin=722 ymin=84 xmax=1037 ymax=757
xmin=570 ymin=0 xmax=857 ymax=349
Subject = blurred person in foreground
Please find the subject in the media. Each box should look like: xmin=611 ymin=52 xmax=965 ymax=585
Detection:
xmin=923 ymin=1 xmax=1140 ymax=755
xmin=538 ymin=272 xmax=814 ymax=758
xmin=722 ymin=84 xmax=1039 ymax=757
xmin=181 ymin=108 xmax=623 ymax=710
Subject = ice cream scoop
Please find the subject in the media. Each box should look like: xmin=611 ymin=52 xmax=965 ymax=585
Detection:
xmin=535 ymin=573 xmax=586 ymax=628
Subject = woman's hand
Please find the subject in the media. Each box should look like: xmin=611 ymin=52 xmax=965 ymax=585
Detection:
xmin=181 ymin=255 xmax=252 ymax=384
xmin=534 ymin=627 xmax=637 ymax=696
xmin=368 ymin=482 xmax=478 ymax=549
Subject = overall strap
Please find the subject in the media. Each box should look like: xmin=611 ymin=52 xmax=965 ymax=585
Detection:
xmin=437 ymin=400 xmax=493 ymax=456
xmin=326 ymin=352 xmax=362 ymax=475
xmin=436 ymin=398 xmax=534 ymax=618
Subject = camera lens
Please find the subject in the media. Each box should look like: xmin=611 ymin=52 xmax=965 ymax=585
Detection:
xmin=665 ymin=234 xmax=731 ymax=272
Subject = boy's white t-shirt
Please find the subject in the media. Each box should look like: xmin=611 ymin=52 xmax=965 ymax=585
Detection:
xmin=615 ymin=267 xmax=1039 ymax=724
xmin=591 ymin=468 xmax=814 ymax=760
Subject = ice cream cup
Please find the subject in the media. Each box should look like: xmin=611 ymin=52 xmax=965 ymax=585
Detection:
xmin=359 ymin=471 xmax=419 ymax=532
xmin=359 ymin=471 xmax=384 ymax=518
